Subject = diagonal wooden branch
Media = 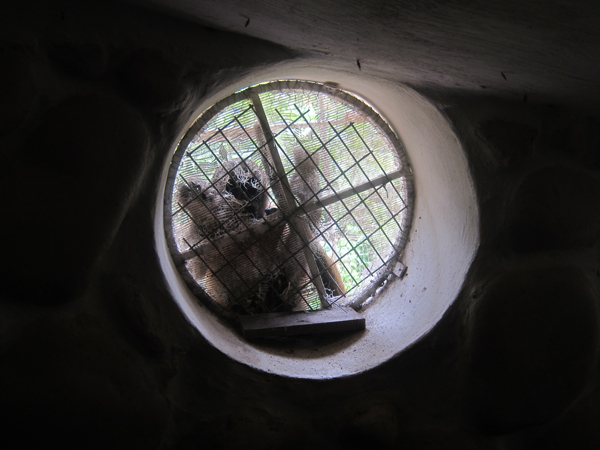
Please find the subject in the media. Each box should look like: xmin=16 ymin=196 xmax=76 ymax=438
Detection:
xmin=249 ymin=92 xmax=330 ymax=308
xmin=303 ymin=169 xmax=409 ymax=213
xmin=179 ymin=168 xmax=408 ymax=260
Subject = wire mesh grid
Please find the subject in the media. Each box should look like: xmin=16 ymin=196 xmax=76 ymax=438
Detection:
xmin=165 ymin=81 xmax=414 ymax=317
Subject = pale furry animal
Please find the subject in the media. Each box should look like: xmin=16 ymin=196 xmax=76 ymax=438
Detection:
xmin=290 ymin=146 xmax=346 ymax=297
xmin=176 ymin=158 xmax=309 ymax=313
xmin=211 ymin=159 xmax=270 ymax=220
xmin=176 ymin=140 xmax=346 ymax=314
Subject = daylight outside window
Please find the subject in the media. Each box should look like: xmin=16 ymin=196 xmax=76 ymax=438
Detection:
xmin=164 ymin=80 xmax=414 ymax=336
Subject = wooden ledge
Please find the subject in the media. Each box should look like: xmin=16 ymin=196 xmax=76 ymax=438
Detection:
xmin=239 ymin=307 xmax=365 ymax=339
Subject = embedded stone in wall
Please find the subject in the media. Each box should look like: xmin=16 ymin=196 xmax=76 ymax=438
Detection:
xmin=463 ymin=265 xmax=599 ymax=434
xmin=0 ymin=318 xmax=168 ymax=448
xmin=572 ymin=117 xmax=600 ymax=169
xmin=504 ymin=165 xmax=600 ymax=251
xmin=476 ymin=119 xmax=537 ymax=167
xmin=51 ymin=42 xmax=108 ymax=80
xmin=118 ymin=48 xmax=186 ymax=111
xmin=0 ymin=93 xmax=150 ymax=304
xmin=513 ymin=384 xmax=600 ymax=450
xmin=342 ymin=403 xmax=399 ymax=448
xmin=0 ymin=45 xmax=37 ymax=136
xmin=111 ymin=276 xmax=167 ymax=356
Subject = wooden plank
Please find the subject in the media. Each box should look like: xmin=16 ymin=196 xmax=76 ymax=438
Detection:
xmin=250 ymin=92 xmax=329 ymax=308
xmin=240 ymin=307 xmax=365 ymax=339
xmin=178 ymin=169 xmax=409 ymax=260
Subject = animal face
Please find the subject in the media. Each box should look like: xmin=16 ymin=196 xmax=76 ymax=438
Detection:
xmin=212 ymin=159 xmax=270 ymax=221
xmin=176 ymin=178 xmax=227 ymax=238
xmin=175 ymin=153 xmax=343 ymax=314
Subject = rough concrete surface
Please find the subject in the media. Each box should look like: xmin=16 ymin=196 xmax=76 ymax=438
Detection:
xmin=1 ymin=0 xmax=600 ymax=449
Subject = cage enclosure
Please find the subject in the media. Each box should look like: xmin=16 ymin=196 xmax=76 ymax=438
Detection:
xmin=164 ymin=80 xmax=414 ymax=336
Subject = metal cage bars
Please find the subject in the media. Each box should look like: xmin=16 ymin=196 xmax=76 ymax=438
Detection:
xmin=165 ymin=81 xmax=414 ymax=316
xmin=174 ymin=97 xmax=403 ymax=309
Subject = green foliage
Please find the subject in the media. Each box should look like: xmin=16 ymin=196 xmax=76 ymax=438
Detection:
xmin=323 ymin=222 xmax=375 ymax=291
xmin=171 ymin=84 xmax=407 ymax=308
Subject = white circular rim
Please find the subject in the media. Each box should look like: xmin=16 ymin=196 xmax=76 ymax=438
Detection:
xmin=154 ymin=62 xmax=479 ymax=379
xmin=164 ymin=80 xmax=415 ymax=318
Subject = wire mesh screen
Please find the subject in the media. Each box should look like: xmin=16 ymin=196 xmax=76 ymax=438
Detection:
xmin=165 ymin=81 xmax=414 ymax=317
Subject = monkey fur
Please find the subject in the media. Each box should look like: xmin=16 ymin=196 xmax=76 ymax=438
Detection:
xmin=176 ymin=141 xmax=346 ymax=314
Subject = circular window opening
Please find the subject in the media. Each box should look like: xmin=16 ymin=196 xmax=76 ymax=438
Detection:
xmin=164 ymin=80 xmax=414 ymax=336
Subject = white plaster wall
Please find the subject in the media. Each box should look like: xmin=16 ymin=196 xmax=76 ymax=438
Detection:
xmin=155 ymin=60 xmax=479 ymax=378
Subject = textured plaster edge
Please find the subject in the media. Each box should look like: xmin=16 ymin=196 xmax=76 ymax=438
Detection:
xmin=154 ymin=60 xmax=479 ymax=379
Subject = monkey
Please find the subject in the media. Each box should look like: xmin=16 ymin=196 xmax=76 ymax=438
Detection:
xmin=175 ymin=178 xmax=227 ymax=282
xmin=314 ymin=245 xmax=346 ymax=298
xmin=289 ymin=145 xmax=346 ymax=298
xmin=291 ymin=145 xmax=322 ymax=222
xmin=176 ymin=157 xmax=309 ymax=313
xmin=175 ymin=134 xmax=346 ymax=314
xmin=211 ymin=159 xmax=269 ymax=220
xmin=289 ymin=145 xmax=346 ymax=297
xmin=176 ymin=178 xmax=234 ymax=241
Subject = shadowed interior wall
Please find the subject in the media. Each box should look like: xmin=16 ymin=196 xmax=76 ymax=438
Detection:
xmin=1 ymin=1 xmax=600 ymax=449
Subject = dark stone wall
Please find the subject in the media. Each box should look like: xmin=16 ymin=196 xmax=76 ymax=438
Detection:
xmin=1 ymin=1 xmax=600 ymax=449
xmin=443 ymin=97 xmax=600 ymax=446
